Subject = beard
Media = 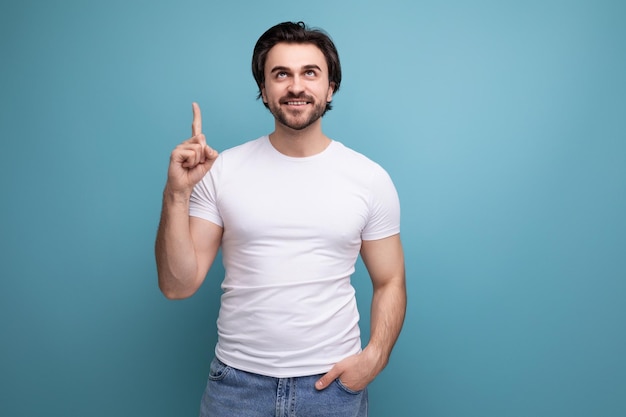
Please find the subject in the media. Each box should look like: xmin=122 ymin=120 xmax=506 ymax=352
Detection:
xmin=268 ymin=94 xmax=327 ymax=131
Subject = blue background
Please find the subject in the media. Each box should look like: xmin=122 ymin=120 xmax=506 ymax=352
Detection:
xmin=1 ymin=0 xmax=625 ymax=416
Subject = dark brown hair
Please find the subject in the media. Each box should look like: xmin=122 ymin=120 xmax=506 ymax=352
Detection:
xmin=251 ymin=21 xmax=342 ymax=113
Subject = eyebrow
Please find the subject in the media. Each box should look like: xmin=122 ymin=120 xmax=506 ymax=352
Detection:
xmin=269 ymin=64 xmax=322 ymax=74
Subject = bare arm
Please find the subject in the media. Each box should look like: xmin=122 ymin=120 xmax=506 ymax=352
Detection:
xmin=155 ymin=193 xmax=222 ymax=299
xmin=155 ymin=103 xmax=222 ymax=299
xmin=316 ymin=233 xmax=406 ymax=391
xmin=360 ymin=233 xmax=407 ymax=372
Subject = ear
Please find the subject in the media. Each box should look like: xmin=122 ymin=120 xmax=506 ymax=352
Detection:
xmin=261 ymin=84 xmax=268 ymax=103
xmin=326 ymin=82 xmax=335 ymax=102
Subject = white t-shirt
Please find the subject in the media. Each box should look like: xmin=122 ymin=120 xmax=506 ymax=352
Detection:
xmin=189 ymin=136 xmax=400 ymax=377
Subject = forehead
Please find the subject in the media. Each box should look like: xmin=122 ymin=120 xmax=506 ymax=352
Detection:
xmin=264 ymin=42 xmax=328 ymax=73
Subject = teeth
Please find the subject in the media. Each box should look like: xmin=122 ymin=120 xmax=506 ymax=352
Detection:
xmin=287 ymin=101 xmax=307 ymax=105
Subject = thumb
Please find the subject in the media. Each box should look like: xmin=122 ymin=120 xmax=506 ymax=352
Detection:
xmin=315 ymin=366 xmax=341 ymax=391
xmin=204 ymin=144 xmax=218 ymax=161
xmin=193 ymin=146 xmax=218 ymax=180
xmin=188 ymin=147 xmax=217 ymax=182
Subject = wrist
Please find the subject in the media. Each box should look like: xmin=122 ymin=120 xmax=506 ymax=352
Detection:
xmin=163 ymin=185 xmax=192 ymax=205
xmin=362 ymin=343 xmax=389 ymax=372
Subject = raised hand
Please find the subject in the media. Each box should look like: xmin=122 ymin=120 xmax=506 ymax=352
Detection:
xmin=167 ymin=102 xmax=219 ymax=195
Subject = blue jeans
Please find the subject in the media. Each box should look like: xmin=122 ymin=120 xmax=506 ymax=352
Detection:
xmin=200 ymin=357 xmax=368 ymax=417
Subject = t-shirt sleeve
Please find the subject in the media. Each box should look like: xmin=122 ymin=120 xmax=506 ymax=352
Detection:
xmin=361 ymin=167 xmax=401 ymax=241
xmin=189 ymin=159 xmax=224 ymax=227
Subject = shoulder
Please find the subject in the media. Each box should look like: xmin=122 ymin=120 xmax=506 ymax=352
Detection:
xmin=330 ymin=141 xmax=389 ymax=178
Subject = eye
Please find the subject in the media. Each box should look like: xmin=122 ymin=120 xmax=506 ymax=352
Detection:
xmin=305 ymin=70 xmax=316 ymax=77
xmin=276 ymin=71 xmax=288 ymax=79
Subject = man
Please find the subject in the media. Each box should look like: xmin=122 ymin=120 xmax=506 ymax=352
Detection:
xmin=155 ymin=21 xmax=406 ymax=416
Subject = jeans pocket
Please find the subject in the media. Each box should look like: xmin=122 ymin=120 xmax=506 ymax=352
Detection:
xmin=208 ymin=357 xmax=232 ymax=381
xmin=334 ymin=378 xmax=364 ymax=395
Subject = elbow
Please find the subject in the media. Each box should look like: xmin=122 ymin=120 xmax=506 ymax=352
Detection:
xmin=158 ymin=273 xmax=199 ymax=300
xmin=160 ymin=288 xmax=192 ymax=300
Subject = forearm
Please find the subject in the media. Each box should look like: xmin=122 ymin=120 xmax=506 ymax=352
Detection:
xmin=155 ymin=188 xmax=201 ymax=299
xmin=365 ymin=275 xmax=407 ymax=372
xmin=315 ymin=272 xmax=406 ymax=392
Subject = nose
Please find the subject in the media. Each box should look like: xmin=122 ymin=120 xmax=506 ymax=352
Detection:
xmin=288 ymin=75 xmax=305 ymax=95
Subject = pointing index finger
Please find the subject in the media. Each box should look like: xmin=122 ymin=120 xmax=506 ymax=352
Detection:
xmin=192 ymin=102 xmax=202 ymax=137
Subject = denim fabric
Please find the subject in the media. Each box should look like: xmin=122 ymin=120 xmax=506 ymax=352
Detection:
xmin=199 ymin=357 xmax=368 ymax=417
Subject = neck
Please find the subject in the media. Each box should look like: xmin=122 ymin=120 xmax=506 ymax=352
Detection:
xmin=269 ymin=119 xmax=331 ymax=157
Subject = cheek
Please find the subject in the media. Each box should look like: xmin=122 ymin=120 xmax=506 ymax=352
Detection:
xmin=263 ymin=85 xmax=281 ymax=103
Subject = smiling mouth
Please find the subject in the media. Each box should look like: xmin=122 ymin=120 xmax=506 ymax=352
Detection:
xmin=285 ymin=100 xmax=309 ymax=106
